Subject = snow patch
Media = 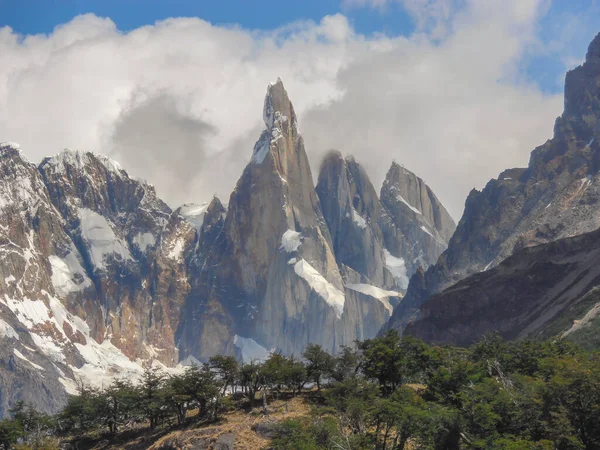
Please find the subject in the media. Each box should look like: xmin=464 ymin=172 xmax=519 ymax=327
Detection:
xmin=179 ymin=203 xmax=209 ymax=231
xmin=79 ymin=208 xmax=132 ymax=270
xmin=0 ymin=165 xmax=39 ymax=210
xmin=30 ymin=332 xmax=65 ymax=363
xmin=58 ymin=377 xmax=78 ymax=395
xmin=0 ymin=142 xmax=20 ymax=150
xmin=293 ymin=259 xmax=345 ymax=318
xmin=345 ymin=284 xmax=400 ymax=314
xmin=167 ymin=237 xmax=185 ymax=260
xmin=352 ymin=209 xmax=367 ymax=229
xmin=280 ymin=229 xmax=302 ymax=253
xmin=233 ymin=335 xmax=271 ymax=363
xmin=47 ymin=295 xmax=90 ymax=337
xmin=72 ymin=339 xmax=145 ymax=386
xmin=13 ymin=349 xmax=44 ymax=371
xmin=397 ymin=194 xmax=421 ymax=215
xmin=251 ymin=131 xmax=271 ymax=164
xmin=180 ymin=355 xmax=202 ymax=367
xmin=133 ymin=232 xmax=156 ymax=252
xmin=49 ymin=252 xmax=92 ymax=296
xmin=383 ymin=250 xmax=409 ymax=290
xmin=44 ymin=149 xmax=123 ymax=178
xmin=2 ymin=297 xmax=52 ymax=328
xmin=0 ymin=318 xmax=18 ymax=340
xmin=420 ymin=225 xmax=434 ymax=238
xmin=2 ymin=292 xmax=183 ymax=391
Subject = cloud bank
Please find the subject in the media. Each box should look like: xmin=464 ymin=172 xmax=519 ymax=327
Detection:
xmin=0 ymin=0 xmax=583 ymax=218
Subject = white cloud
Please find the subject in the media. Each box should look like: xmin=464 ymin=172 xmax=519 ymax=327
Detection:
xmin=0 ymin=2 xmax=571 ymax=219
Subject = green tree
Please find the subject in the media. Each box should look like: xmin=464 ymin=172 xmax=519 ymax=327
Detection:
xmin=358 ymin=331 xmax=430 ymax=395
xmin=138 ymin=366 xmax=167 ymax=430
xmin=239 ymin=361 xmax=265 ymax=403
xmin=544 ymin=356 xmax=600 ymax=449
xmin=263 ymin=353 xmax=289 ymax=395
xmin=326 ymin=377 xmax=379 ymax=438
xmin=9 ymin=401 xmax=55 ymax=447
xmin=100 ymin=378 xmax=138 ymax=433
xmin=302 ymin=344 xmax=334 ymax=391
xmin=330 ymin=345 xmax=360 ymax=383
xmin=0 ymin=418 xmax=21 ymax=450
xmin=284 ymin=356 xmax=307 ymax=395
xmin=271 ymin=417 xmax=341 ymax=450
xmin=163 ymin=373 xmax=192 ymax=426
xmin=371 ymin=386 xmax=428 ymax=450
xmin=58 ymin=383 xmax=102 ymax=434
xmin=181 ymin=365 xmax=220 ymax=420
xmin=208 ymin=355 xmax=239 ymax=395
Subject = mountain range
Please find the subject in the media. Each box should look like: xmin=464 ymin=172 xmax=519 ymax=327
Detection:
xmin=0 ymin=79 xmax=454 ymax=415
xmin=3 ymin=29 xmax=600 ymax=420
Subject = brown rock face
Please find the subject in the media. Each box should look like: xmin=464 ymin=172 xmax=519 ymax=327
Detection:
xmin=386 ymin=32 xmax=600 ymax=335
xmin=225 ymin=78 xmax=338 ymax=299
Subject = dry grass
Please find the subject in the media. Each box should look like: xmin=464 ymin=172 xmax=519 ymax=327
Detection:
xmin=144 ymin=394 xmax=313 ymax=450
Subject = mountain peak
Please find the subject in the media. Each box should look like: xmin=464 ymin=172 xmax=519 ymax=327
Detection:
xmin=0 ymin=142 xmax=24 ymax=160
xmin=40 ymin=148 xmax=125 ymax=178
xmin=252 ymin=79 xmax=299 ymax=165
xmin=320 ymin=150 xmax=344 ymax=169
xmin=263 ymin=78 xmax=296 ymax=132
xmin=586 ymin=32 xmax=600 ymax=62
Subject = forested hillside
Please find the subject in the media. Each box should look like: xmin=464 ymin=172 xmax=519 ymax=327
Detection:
xmin=1 ymin=333 xmax=599 ymax=449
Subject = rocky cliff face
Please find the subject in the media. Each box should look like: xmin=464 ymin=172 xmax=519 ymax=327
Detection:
xmin=0 ymin=145 xmax=212 ymax=417
xmin=379 ymin=162 xmax=455 ymax=279
xmin=181 ymin=80 xmax=401 ymax=359
xmin=0 ymin=143 xmax=76 ymax=416
xmin=405 ymin=226 xmax=600 ymax=347
xmin=316 ymin=151 xmax=391 ymax=288
xmin=315 ymin=153 xmax=454 ymax=292
xmin=38 ymin=150 xmax=190 ymax=365
xmin=386 ymin=32 xmax=600 ymax=334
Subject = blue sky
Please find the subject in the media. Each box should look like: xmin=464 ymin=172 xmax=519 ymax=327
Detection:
xmin=0 ymin=0 xmax=414 ymax=38
xmin=2 ymin=0 xmax=598 ymax=94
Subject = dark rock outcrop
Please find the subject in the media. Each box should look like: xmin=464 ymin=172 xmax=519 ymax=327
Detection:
xmin=405 ymin=227 xmax=600 ymax=346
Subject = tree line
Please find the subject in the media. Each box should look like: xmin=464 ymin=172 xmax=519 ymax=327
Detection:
xmin=1 ymin=332 xmax=600 ymax=449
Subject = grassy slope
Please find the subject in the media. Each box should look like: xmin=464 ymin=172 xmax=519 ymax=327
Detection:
xmin=70 ymin=394 xmax=314 ymax=450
